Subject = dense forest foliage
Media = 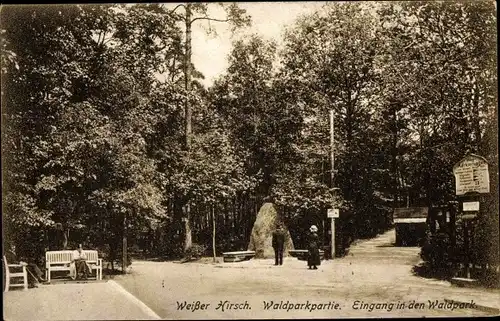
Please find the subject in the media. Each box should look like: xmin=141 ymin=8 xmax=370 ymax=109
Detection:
xmin=1 ymin=2 xmax=497 ymax=272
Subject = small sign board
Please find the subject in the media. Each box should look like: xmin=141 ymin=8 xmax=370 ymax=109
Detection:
xmin=462 ymin=213 xmax=477 ymax=220
xmin=453 ymin=154 xmax=490 ymax=195
xmin=327 ymin=208 xmax=339 ymax=218
xmin=463 ymin=201 xmax=479 ymax=212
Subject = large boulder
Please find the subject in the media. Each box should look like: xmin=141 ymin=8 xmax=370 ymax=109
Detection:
xmin=248 ymin=202 xmax=294 ymax=258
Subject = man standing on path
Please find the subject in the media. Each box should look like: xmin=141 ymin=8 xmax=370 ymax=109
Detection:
xmin=272 ymin=223 xmax=285 ymax=266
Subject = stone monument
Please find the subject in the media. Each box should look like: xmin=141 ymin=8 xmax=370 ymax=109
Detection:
xmin=247 ymin=202 xmax=295 ymax=258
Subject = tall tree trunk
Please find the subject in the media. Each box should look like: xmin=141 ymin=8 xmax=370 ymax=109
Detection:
xmin=122 ymin=212 xmax=127 ymax=274
xmin=417 ymin=121 xmax=425 ymax=205
xmin=212 ymin=204 xmax=216 ymax=262
xmin=222 ymin=199 xmax=227 ymax=229
xmin=472 ymin=82 xmax=481 ymax=151
xmin=110 ymin=243 xmax=115 ymax=271
xmin=345 ymin=98 xmax=354 ymax=202
xmin=182 ymin=4 xmax=193 ymax=252
xmin=185 ymin=5 xmax=193 ymax=149
xmin=183 ymin=206 xmax=192 ymax=251
xmin=391 ymin=106 xmax=399 ymax=206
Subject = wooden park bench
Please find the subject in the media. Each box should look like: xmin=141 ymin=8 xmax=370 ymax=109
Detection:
xmin=222 ymin=251 xmax=256 ymax=263
xmin=3 ymin=255 xmax=28 ymax=292
xmin=288 ymin=250 xmax=325 ymax=261
xmin=45 ymin=250 xmax=103 ymax=282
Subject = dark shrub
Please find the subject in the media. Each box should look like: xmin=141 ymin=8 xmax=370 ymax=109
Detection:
xmin=420 ymin=231 xmax=456 ymax=279
xmin=183 ymin=243 xmax=207 ymax=262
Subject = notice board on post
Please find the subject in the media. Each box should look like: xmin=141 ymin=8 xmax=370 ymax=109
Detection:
xmin=453 ymin=154 xmax=490 ymax=196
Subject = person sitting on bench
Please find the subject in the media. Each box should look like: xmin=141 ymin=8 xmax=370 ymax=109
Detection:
xmin=70 ymin=244 xmax=91 ymax=280
xmin=4 ymin=245 xmax=46 ymax=287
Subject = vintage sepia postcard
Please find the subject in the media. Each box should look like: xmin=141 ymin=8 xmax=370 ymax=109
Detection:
xmin=2 ymin=1 xmax=499 ymax=319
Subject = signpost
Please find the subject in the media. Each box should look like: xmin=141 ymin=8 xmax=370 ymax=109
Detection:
xmin=327 ymin=208 xmax=339 ymax=259
xmin=453 ymin=153 xmax=490 ymax=279
xmin=327 ymin=208 xmax=339 ymax=218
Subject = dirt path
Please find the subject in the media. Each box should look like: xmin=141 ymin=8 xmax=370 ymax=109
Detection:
xmin=343 ymin=228 xmax=422 ymax=265
xmin=114 ymin=229 xmax=497 ymax=319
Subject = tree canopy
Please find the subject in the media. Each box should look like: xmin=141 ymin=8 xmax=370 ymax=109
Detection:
xmin=1 ymin=2 xmax=497 ymax=269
